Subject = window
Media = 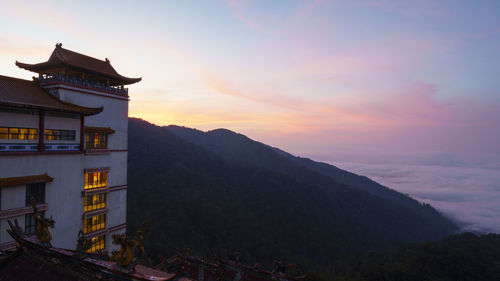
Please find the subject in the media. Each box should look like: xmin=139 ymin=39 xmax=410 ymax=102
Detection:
xmin=26 ymin=183 xmax=45 ymax=206
xmin=83 ymin=214 xmax=106 ymax=234
xmin=0 ymin=127 xmax=38 ymax=140
xmin=84 ymin=193 xmax=107 ymax=212
xmin=85 ymin=131 xmax=107 ymax=149
xmin=86 ymin=235 xmax=105 ymax=253
xmin=25 ymin=211 xmax=44 ymax=235
xmin=45 ymin=129 xmax=75 ymax=141
xmin=84 ymin=171 xmax=108 ymax=189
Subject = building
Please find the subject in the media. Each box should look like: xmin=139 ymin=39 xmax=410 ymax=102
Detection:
xmin=0 ymin=221 xmax=181 ymax=281
xmin=0 ymin=43 xmax=141 ymax=253
xmin=0 ymin=221 xmax=305 ymax=281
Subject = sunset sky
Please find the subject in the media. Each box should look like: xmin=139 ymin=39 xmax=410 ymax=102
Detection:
xmin=1 ymin=1 xmax=499 ymax=229
xmin=1 ymin=0 xmax=498 ymax=163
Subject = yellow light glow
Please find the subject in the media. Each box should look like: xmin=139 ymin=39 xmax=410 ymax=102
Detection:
xmin=84 ymin=171 xmax=107 ymax=189
xmin=86 ymin=235 xmax=105 ymax=253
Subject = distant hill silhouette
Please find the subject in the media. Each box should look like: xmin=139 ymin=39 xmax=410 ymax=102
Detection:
xmin=127 ymin=118 xmax=457 ymax=270
xmin=166 ymin=125 xmax=425 ymax=210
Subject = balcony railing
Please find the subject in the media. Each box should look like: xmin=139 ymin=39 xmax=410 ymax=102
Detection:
xmin=0 ymin=143 xmax=80 ymax=152
xmin=38 ymin=74 xmax=128 ymax=95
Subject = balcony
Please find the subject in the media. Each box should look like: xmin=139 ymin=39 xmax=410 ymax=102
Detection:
xmin=38 ymin=74 xmax=128 ymax=95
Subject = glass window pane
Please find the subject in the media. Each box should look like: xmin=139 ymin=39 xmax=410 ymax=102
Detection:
xmin=85 ymin=131 xmax=108 ymax=149
xmin=9 ymin=128 xmax=19 ymax=139
xmin=0 ymin=128 xmax=8 ymax=139
xmin=19 ymin=128 xmax=28 ymax=140
xmin=84 ymin=171 xmax=108 ymax=190
xmin=26 ymin=183 xmax=45 ymax=205
xmin=29 ymin=128 xmax=38 ymax=140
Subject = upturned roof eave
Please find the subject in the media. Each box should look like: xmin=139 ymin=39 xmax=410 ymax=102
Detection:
xmin=16 ymin=61 xmax=141 ymax=86
xmin=0 ymin=100 xmax=103 ymax=116
xmin=0 ymin=74 xmax=104 ymax=116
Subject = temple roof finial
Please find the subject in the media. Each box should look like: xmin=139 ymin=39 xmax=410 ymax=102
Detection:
xmin=105 ymin=58 xmax=110 ymax=63
xmin=55 ymin=43 xmax=62 ymax=48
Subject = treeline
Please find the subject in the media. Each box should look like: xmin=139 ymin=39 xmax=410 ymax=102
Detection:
xmin=311 ymin=232 xmax=500 ymax=281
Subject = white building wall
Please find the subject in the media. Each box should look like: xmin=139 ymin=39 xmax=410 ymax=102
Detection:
xmin=84 ymin=152 xmax=127 ymax=186
xmin=1 ymin=185 xmax=26 ymax=211
xmin=0 ymin=111 xmax=39 ymax=129
xmin=56 ymin=88 xmax=128 ymax=150
xmin=53 ymin=86 xmax=128 ymax=252
xmin=107 ymin=189 xmax=126 ymax=227
xmin=1 ymin=79 xmax=129 ymax=253
xmin=45 ymin=113 xmax=81 ymax=143
xmin=0 ymin=154 xmax=84 ymax=249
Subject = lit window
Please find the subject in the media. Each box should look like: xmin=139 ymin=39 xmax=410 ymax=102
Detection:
xmin=85 ymin=131 xmax=107 ymax=149
xmin=45 ymin=129 xmax=75 ymax=141
xmin=19 ymin=128 xmax=28 ymax=140
xmin=86 ymin=235 xmax=105 ymax=253
xmin=0 ymin=127 xmax=7 ymax=139
xmin=84 ymin=193 xmax=107 ymax=212
xmin=28 ymin=128 xmax=38 ymax=140
xmin=0 ymin=127 xmax=38 ymax=140
xmin=83 ymin=214 xmax=106 ymax=234
xmin=9 ymin=128 xmax=19 ymax=139
xmin=84 ymin=171 xmax=108 ymax=189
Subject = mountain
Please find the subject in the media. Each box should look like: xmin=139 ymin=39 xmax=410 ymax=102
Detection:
xmin=127 ymin=118 xmax=457 ymax=271
xmin=166 ymin=125 xmax=423 ymax=210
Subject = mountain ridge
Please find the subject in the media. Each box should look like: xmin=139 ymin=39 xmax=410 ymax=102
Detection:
xmin=127 ymin=118 xmax=457 ymax=270
xmin=166 ymin=124 xmax=429 ymax=211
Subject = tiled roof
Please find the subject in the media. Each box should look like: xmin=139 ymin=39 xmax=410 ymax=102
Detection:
xmin=0 ymin=251 xmax=86 ymax=281
xmin=169 ymin=253 xmax=308 ymax=281
xmin=16 ymin=44 xmax=141 ymax=85
xmin=0 ymin=75 xmax=102 ymax=115
xmin=3 ymin=220 xmax=183 ymax=281
xmin=0 ymin=173 xmax=53 ymax=188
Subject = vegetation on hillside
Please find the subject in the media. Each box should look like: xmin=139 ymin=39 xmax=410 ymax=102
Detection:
xmin=127 ymin=118 xmax=458 ymax=279
xmin=317 ymin=232 xmax=500 ymax=281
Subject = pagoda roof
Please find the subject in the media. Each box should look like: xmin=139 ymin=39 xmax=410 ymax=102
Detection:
xmin=16 ymin=44 xmax=141 ymax=86
xmin=0 ymin=75 xmax=102 ymax=116
xmin=0 ymin=250 xmax=87 ymax=281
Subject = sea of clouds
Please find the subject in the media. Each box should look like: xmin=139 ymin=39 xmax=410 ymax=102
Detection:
xmin=331 ymin=160 xmax=500 ymax=233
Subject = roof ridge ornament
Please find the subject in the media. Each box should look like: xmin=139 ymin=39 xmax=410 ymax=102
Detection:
xmin=55 ymin=43 xmax=62 ymax=48
xmin=105 ymin=58 xmax=110 ymax=63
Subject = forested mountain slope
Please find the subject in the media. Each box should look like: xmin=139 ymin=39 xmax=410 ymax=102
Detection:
xmin=127 ymin=118 xmax=457 ymax=269
xmin=166 ymin=125 xmax=449 ymax=214
xmin=326 ymin=232 xmax=500 ymax=281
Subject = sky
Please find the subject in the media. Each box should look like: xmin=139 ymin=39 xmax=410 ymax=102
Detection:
xmin=1 ymin=0 xmax=499 ymax=231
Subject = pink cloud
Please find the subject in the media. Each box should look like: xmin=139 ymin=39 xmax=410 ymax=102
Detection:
xmin=198 ymin=64 xmax=500 ymax=161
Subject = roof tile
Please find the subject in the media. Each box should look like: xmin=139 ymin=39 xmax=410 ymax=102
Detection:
xmin=0 ymin=75 xmax=102 ymax=115
xmin=16 ymin=44 xmax=141 ymax=85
